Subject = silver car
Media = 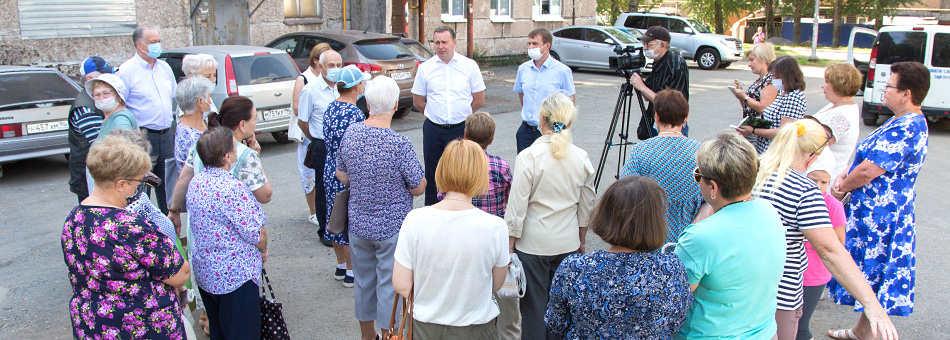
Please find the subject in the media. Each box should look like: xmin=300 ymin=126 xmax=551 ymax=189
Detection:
xmin=160 ymin=46 xmax=299 ymax=143
xmin=550 ymin=26 xmax=652 ymax=72
xmin=0 ymin=66 xmax=80 ymax=168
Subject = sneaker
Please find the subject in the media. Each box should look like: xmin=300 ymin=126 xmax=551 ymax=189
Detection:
xmin=342 ymin=275 xmax=354 ymax=288
xmin=334 ymin=267 xmax=346 ymax=280
xmin=308 ymin=214 xmax=320 ymax=227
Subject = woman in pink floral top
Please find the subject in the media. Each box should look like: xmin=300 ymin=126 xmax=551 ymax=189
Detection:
xmin=186 ymin=127 xmax=268 ymax=338
xmin=62 ymin=134 xmax=191 ymax=339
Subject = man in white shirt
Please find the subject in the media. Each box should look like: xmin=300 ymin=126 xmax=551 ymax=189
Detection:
xmin=411 ymin=26 xmax=486 ymax=205
xmin=117 ymin=26 xmax=177 ymax=213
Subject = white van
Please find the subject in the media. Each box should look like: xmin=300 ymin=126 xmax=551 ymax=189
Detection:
xmin=847 ymin=25 xmax=950 ymax=125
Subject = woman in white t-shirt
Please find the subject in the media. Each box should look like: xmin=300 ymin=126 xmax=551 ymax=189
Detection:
xmin=393 ymin=139 xmax=509 ymax=339
xmin=812 ymin=63 xmax=863 ymax=179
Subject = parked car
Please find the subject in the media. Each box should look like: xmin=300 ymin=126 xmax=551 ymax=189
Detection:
xmin=614 ymin=12 xmax=743 ymax=70
xmin=615 ymin=27 xmax=684 ymax=58
xmin=550 ymin=25 xmax=653 ymax=73
xmin=400 ymin=37 xmax=435 ymax=63
xmin=159 ymin=45 xmax=299 ymax=143
xmin=266 ymin=30 xmax=419 ymax=118
xmin=0 ymin=66 xmax=81 ymax=172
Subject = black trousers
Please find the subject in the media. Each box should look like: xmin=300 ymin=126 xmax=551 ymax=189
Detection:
xmin=145 ymin=126 xmax=175 ymax=213
xmin=422 ymin=119 xmax=465 ymax=205
xmin=516 ymin=121 xmax=542 ymax=155
xmin=309 ymin=137 xmax=328 ymax=237
xmin=796 ymin=285 xmax=825 ymax=340
xmin=199 ymin=280 xmax=262 ymax=340
xmin=516 ymin=249 xmax=573 ymax=340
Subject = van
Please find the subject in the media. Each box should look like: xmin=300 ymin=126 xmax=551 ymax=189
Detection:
xmin=847 ymin=25 xmax=950 ymax=125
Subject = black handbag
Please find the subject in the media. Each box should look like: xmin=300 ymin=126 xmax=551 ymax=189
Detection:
xmin=636 ymin=110 xmax=656 ymax=141
xmin=326 ymin=188 xmax=349 ymax=235
xmin=261 ymin=268 xmax=291 ymax=340
xmin=303 ymin=141 xmax=316 ymax=169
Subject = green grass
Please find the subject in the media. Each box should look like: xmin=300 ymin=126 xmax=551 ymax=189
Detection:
xmin=774 ymin=49 xmax=840 ymax=67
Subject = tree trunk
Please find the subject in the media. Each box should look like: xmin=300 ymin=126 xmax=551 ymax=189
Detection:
xmin=793 ymin=0 xmax=804 ymax=44
xmin=873 ymin=0 xmax=884 ymax=31
xmin=627 ymin=0 xmax=640 ymax=12
xmin=832 ymin=0 xmax=842 ymax=48
xmin=765 ymin=0 xmax=774 ymax=38
xmin=714 ymin=0 xmax=725 ymax=34
xmin=611 ymin=0 xmax=619 ymax=26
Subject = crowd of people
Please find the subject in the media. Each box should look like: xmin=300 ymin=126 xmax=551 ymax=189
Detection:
xmin=60 ymin=24 xmax=928 ymax=340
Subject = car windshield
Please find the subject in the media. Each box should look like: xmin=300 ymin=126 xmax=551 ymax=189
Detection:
xmin=354 ymin=39 xmax=415 ymax=60
xmin=231 ymin=54 xmax=298 ymax=86
xmin=686 ymin=19 xmax=712 ymax=34
xmin=0 ymin=71 xmax=78 ymax=109
xmin=606 ymin=28 xmax=639 ymax=44
xmin=403 ymin=41 xmax=434 ymax=59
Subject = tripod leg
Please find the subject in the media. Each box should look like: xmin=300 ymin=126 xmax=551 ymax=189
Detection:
xmin=615 ymin=83 xmax=636 ymax=179
xmin=593 ymin=83 xmax=631 ymax=189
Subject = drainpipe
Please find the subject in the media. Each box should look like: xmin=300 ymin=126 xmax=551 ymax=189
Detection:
xmin=467 ymin=0 xmax=474 ymax=58
xmin=419 ymin=0 xmax=426 ymax=43
xmin=343 ymin=0 xmax=347 ymax=29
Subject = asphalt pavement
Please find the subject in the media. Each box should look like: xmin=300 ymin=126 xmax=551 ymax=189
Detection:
xmin=1 ymin=60 xmax=947 ymax=339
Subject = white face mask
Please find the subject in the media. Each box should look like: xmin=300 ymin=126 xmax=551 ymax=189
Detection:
xmin=528 ymin=48 xmax=543 ymax=61
xmin=643 ymin=47 xmax=657 ymax=59
xmin=772 ymin=78 xmax=785 ymax=92
xmin=201 ymin=97 xmax=213 ymax=120
xmin=95 ymin=96 xmax=119 ymax=112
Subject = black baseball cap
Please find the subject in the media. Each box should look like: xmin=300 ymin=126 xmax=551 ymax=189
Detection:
xmin=80 ymin=56 xmax=117 ymax=76
xmin=640 ymin=26 xmax=671 ymax=43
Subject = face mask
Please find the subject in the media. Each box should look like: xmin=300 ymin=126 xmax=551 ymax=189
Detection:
xmin=95 ymin=96 xmax=119 ymax=112
xmin=643 ymin=48 xmax=657 ymax=59
xmin=142 ymin=43 xmax=162 ymax=59
xmin=772 ymin=79 xmax=784 ymax=92
xmin=125 ymin=183 xmax=144 ymax=206
xmin=201 ymin=97 xmax=213 ymax=120
xmin=528 ymin=48 xmax=543 ymax=61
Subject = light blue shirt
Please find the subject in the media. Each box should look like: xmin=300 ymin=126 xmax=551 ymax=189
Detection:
xmin=298 ymin=74 xmax=339 ymax=140
xmin=116 ymin=54 xmax=177 ymax=130
xmin=513 ymin=56 xmax=575 ymax=126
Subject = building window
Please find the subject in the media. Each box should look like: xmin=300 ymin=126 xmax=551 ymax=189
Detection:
xmin=533 ymin=0 xmax=562 ymax=21
xmin=285 ymin=0 xmax=321 ymax=18
xmin=491 ymin=0 xmax=513 ymax=22
xmin=18 ymin=0 xmax=137 ymax=39
xmin=441 ymin=0 xmax=468 ymax=22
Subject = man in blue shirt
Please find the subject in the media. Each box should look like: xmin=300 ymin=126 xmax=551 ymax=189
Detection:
xmin=513 ymin=28 xmax=576 ymax=154
xmin=116 ymin=26 xmax=177 ymax=213
xmin=68 ymin=56 xmax=116 ymax=203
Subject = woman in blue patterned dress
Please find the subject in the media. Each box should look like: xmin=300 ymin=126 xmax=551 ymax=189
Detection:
xmin=545 ymin=176 xmax=692 ymax=339
xmin=323 ymin=65 xmax=371 ymax=287
xmin=736 ymin=56 xmax=808 ymax=154
xmin=827 ymin=62 xmax=930 ymax=340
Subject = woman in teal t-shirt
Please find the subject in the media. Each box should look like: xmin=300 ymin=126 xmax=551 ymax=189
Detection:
xmin=86 ymin=73 xmax=137 ymax=142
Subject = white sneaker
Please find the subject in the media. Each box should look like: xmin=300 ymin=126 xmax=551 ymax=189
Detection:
xmin=308 ymin=214 xmax=320 ymax=226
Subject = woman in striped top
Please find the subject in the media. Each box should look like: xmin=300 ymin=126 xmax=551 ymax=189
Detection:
xmin=753 ymin=119 xmax=898 ymax=340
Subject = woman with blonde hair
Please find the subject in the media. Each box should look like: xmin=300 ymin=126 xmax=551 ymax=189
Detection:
xmin=505 ymin=92 xmax=596 ymax=340
xmin=737 ymin=56 xmax=808 ymax=154
xmin=753 ymin=120 xmax=898 ymax=340
xmin=731 ymin=42 xmax=778 ymax=120
xmin=393 ymin=139 xmax=509 ymax=338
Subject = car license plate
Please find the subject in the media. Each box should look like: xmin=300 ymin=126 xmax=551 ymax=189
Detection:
xmin=391 ymin=71 xmax=411 ymax=81
xmin=26 ymin=120 xmax=68 ymax=134
xmin=262 ymin=107 xmax=291 ymax=121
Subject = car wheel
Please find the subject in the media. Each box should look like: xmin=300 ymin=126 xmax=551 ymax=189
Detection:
xmin=718 ymin=62 xmax=732 ymax=69
xmin=393 ymin=106 xmax=412 ymax=119
xmin=272 ymin=131 xmax=291 ymax=144
xmin=550 ymin=50 xmax=561 ymax=61
xmin=697 ymin=48 xmax=720 ymax=70
xmin=863 ymin=114 xmax=879 ymax=126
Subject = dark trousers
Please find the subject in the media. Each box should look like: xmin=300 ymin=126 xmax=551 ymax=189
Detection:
xmin=422 ymin=119 xmax=465 ymax=205
xmin=516 ymin=121 xmax=542 ymax=155
xmin=310 ymin=137 xmax=328 ymax=237
xmin=796 ymin=285 xmax=825 ymax=340
xmin=516 ymin=249 xmax=573 ymax=340
xmin=200 ymin=280 xmax=262 ymax=340
xmin=145 ymin=127 xmax=175 ymax=213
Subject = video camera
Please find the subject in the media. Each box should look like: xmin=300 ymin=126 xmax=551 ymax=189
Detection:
xmin=609 ymin=45 xmax=646 ymax=71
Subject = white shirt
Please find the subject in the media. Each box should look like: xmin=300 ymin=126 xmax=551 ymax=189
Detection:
xmin=116 ymin=54 xmax=177 ymax=130
xmin=812 ymin=103 xmax=859 ymax=179
xmin=395 ymin=206 xmax=509 ymax=326
xmin=411 ymin=52 xmax=486 ymax=124
xmin=298 ymin=74 xmax=339 ymax=139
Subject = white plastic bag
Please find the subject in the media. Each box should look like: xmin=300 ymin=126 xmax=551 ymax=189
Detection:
xmin=496 ymin=253 xmax=526 ymax=299
xmin=287 ymin=113 xmax=305 ymax=143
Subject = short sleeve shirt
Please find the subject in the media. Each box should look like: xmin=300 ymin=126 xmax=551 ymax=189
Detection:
xmin=411 ymin=52 xmax=486 ymax=124
xmin=298 ymin=75 xmax=340 ymax=139
xmin=513 ymin=57 xmax=575 ymax=126
xmin=185 ymin=143 xmax=267 ymax=191
xmin=756 ymin=89 xmax=807 ymax=154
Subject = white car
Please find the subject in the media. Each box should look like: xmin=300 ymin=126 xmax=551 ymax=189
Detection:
xmin=615 ymin=12 xmax=743 ymax=70
xmin=550 ymin=25 xmax=652 ymax=73
xmin=847 ymin=25 xmax=950 ymax=125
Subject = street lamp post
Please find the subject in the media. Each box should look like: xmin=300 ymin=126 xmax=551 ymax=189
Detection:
xmin=808 ymin=0 xmax=820 ymax=61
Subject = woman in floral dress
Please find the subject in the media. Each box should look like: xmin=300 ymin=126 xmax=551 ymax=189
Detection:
xmin=828 ymin=62 xmax=929 ymax=340
xmin=62 ymin=134 xmax=191 ymax=339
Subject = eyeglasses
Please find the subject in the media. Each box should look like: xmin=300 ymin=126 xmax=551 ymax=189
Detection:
xmin=884 ymin=84 xmax=901 ymax=92
xmin=693 ymin=167 xmax=716 ymax=183
xmin=808 ymin=131 xmax=833 ymax=158
xmin=120 ymin=176 xmax=159 ymax=188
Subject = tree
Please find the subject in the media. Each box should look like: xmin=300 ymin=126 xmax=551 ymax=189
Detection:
xmin=764 ymin=0 xmax=775 ymax=38
xmin=684 ymin=0 xmax=755 ymax=35
xmin=628 ymin=0 xmax=639 ymax=12
xmin=832 ymin=0 xmax=843 ymax=47
xmin=792 ymin=0 xmax=805 ymax=44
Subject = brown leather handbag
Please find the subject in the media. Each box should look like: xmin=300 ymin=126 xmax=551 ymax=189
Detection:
xmin=326 ymin=188 xmax=349 ymax=235
xmin=385 ymin=291 xmax=413 ymax=340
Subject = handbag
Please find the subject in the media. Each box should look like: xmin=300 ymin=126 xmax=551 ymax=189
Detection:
xmin=386 ymin=291 xmax=413 ymax=340
xmin=260 ymin=268 xmax=291 ymax=340
xmin=303 ymin=140 xmax=316 ymax=169
xmin=326 ymin=188 xmax=349 ymax=235
xmin=287 ymin=113 xmax=305 ymax=143
xmin=636 ymin=109 xmax=656 ymax=140
xmin=495 ymin=253 xmax=526 ymax=299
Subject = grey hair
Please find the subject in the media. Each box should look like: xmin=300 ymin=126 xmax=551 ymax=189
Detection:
xmin=319 ymin=49 xmax=341 ymax=66
xmin=132 ymin=26 xmax=156 ymax=44
xmin=176 ymin=76 xmax=215 ymax=114
xmin=364 ymin=76 xmax=400 ymax=116
xmin=182 ymin=54 xmax=218 ymax=77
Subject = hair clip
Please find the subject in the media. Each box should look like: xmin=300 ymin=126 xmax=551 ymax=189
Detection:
xmin=552 ymin=122 xmax=566 ymax=133
xmin=796 ymin=122 xmax=806 ymax=136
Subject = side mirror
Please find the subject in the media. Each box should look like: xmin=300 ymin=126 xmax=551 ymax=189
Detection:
xmin=605 ymin=39 xmax=616 ymax=45
xmin=684 ymin=27 xmax=694 ymax=34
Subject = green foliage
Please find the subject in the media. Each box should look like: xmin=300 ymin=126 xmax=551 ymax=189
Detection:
xmin=683 ymin=0 xmax=756 ymax=33
xmin=596 ymin=0 xmax=664 ymax=25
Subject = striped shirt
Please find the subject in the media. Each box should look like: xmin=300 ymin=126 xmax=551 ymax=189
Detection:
xmin=753 ymin=169 xmax=832 ymax=310
xmin=68 ymin=106 xmax=102 ymax=144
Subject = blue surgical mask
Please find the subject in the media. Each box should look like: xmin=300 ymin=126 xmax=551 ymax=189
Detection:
xmin=143 ymin=43 xmax=162 ymax=59
xmin=772 ymin=78 xmax=784 ymax=92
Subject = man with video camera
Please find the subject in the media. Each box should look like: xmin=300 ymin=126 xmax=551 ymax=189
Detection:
xmin=630 ymin=26 xmax=690 ymax=139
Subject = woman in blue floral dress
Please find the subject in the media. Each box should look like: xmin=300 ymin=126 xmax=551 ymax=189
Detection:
xmin=545 ymin=176 xmax=692 ymax=339
xmin=322 ymin=65 xmax=370 ymax=287
xmin=62 ymin=134 xmax=191 ymax=340
xmin=828 ymin=62 xmax=929 ymax=340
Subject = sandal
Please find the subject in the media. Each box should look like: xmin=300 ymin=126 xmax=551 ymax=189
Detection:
xmin=199 ymin=311 xmax=210 ymax=335
xmin=828 ymin=329 xmax=858 ymax=340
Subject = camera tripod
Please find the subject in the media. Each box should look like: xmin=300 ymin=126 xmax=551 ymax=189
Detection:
xmin=593 ymin=69 xmax=649 ymax=190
